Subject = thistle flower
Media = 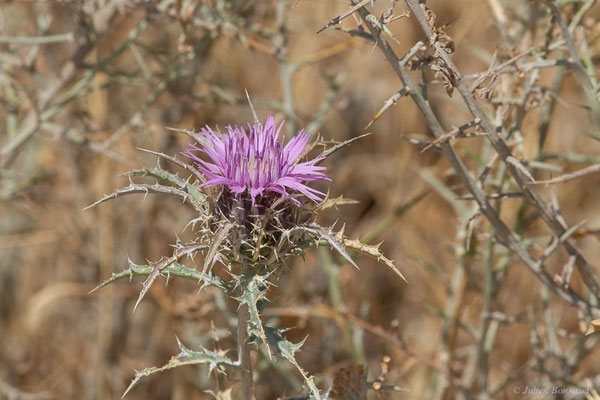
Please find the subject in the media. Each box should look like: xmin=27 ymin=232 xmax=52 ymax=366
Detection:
xmin=183 ymin=116 xmax=330 ymax=206
xmin=89 ymin=112 xmax=404 ymax=399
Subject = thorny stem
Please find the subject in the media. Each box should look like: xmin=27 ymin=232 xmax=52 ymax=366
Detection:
xmin=403 ymin=0 xmax=600 ymax=300
xmin=237 ymin=267 xmax=255 ymax=400
xmin=349 ymin=0 xmax=600 ymax=318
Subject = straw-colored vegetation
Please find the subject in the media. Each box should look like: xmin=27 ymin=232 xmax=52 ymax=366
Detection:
xmin=1 ymin=1 xmax=600 ymax=399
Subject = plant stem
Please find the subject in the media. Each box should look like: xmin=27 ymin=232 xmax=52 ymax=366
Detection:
xmin=237 ymin=284 xmax=254 ymax=399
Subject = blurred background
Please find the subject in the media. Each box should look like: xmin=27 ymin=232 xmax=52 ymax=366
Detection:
xmin=1 ymin=0 xmax=600 ymax=399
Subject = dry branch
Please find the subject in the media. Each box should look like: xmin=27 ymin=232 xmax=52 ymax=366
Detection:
xmin=403 ymin=0 xmax=600 ymax=300
xmin=348 ymin=0 xmax=600 ymax=317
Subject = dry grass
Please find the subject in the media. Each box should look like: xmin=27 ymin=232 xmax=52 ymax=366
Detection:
xmin=1 ymin=0 xmax=600 ymax=399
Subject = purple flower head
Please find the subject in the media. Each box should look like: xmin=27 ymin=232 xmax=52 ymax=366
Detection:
xmin=183 ymin=116 xmax=330 ymax=205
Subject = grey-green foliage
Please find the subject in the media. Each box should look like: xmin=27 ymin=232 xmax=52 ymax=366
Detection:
xmin=90 ymin=131 xmax=404 ymax=398
xmin=89 ymin=157 xmax=322 ymax=396
xmin=91 ymin=258 xmax=231 ymax=293
xmin=264 ymin=326 xmax=321 ymax=400
xmin=234 ymin=273 xmax=271 ymax=355
xmin=122 ymin=338 xmax=238 ymax=398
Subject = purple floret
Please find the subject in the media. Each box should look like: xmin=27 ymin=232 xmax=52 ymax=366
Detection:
xmin=183 ymin=116 xmax=330 ymax=205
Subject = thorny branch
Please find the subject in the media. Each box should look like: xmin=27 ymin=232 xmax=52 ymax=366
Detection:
xmin=348 ymin=0 xmax=600 ymax=318
xmin=403 ymin=0 xmax=600 ymax=299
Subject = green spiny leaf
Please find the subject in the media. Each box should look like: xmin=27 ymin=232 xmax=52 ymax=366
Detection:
xmin=235 ymin=274 xmax=270 ymax=356
xmin=122 ymin=337 xmax=237 ymax=397
xmin=125 ymin=167 xmax=206 ymax=204
xmin=90 ymin=259 xmax=232 ymax=294
xmin=83 ymin=182 xmax=204 ymax=214
xmin=125 ymin=167 xmax=187 ymax=188
xmin=264 ymin=326 xmax=321 ymax=400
